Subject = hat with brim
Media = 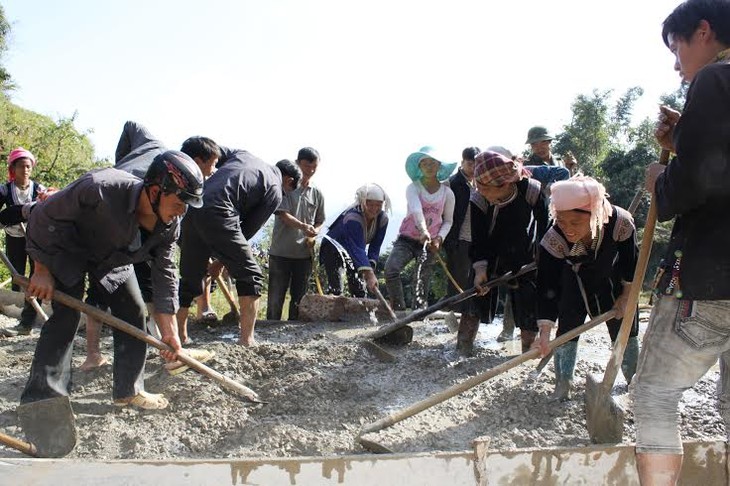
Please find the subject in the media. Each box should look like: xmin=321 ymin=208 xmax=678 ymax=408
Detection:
xmin=525 ymin=126 xmax=554 ymax=145
xmin=405 ymin=146 xmax=457 ymax=182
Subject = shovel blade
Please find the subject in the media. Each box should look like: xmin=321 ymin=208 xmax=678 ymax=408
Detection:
xmin=17 ymin=396 xmax=77 ymax=457
xmin=221 ymin=310 xmax=239 ymax=326
xmin=585 ymin=373 xmax=625 ymax=444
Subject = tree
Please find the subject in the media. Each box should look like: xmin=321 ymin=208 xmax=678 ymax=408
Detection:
xmin=0 ymin=95 xmax=107 ymax=189
xmin=0 ymin=5 xmax=12 ymax=92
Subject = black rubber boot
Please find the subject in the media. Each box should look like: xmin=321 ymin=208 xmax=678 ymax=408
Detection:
xmin=621 ymin=336 xmax=640 ymax=385
xmin=551 ymin=340 xmax=578 ymax=402
xmin=456 ymin=315 xmax=480 ymax=355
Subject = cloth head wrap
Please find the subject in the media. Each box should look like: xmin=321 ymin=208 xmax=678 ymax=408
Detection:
xmin=550 ymin=176 xmax=612 ymax=239
xmin=7 ymin=147 xmax=36 ymax=182
xmin=473 ymin=150 xmax=529 ymax=186
xmin=354 ymin=183 xmax=391 ymax=213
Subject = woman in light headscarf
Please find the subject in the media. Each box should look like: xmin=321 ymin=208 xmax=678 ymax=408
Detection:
xmin=320 ymin=183 xmax=390 ymax=297
xmin=0 ymin=148 xmax=46 ymax=337
xmin=535 ymin=176 xmax=639 ymax=401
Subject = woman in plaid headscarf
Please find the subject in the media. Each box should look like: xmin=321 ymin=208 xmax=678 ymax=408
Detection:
xmin=456 ymin=150 xmax=549 ymax=354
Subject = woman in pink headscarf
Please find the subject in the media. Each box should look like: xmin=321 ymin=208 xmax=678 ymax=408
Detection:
xmin=0 ymin=148 xmax=46 ymax=337
xmin=534 ymin=175 xmax=639 ymax=401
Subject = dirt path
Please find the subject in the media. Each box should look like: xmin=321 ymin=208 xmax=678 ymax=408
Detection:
xmin=0 ymin=309 xmax=723 ymax=459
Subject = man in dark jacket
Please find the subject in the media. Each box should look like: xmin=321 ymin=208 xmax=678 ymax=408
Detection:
xmin=176 ymin=149 xmax=301 ymax=346
xmin=444 ymin=147 xmax=479 ymax=298
xmin=633 ymin=0 xmax=730 ymax=483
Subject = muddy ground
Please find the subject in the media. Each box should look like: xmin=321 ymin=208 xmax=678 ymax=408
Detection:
xmin=0 ymin=305 xmax=723 ymax=460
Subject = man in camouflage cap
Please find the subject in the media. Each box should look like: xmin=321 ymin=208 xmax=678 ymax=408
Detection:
xmin=524 ymin=126 xmax=577 ymax=189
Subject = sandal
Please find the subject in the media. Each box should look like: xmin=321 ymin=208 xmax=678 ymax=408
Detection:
xmin=164 ymin=348 xmax=215 ymax=376
xmin=114 ymin=390 xmax=169 ymax=410
xmin=197 ymin=310 xmax=218 ymax=324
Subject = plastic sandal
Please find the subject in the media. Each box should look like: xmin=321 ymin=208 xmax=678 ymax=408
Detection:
xmin=114 ymin=390 xmax=169 ymax=410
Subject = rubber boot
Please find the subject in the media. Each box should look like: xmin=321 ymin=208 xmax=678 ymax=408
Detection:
xmin=621 ymin=336 xmax=639 ymax=385
xmin=497 ymin=295 xmax=516 ymax=342
xmin=520 ymin=330 xmax=537 ymax=353
xmin=456 ymin=315 xmax=480 ymax=355
xmin=551 ymin=340 xmax=578 ymax=402
xmin=385 ymin=276 xmax=407 ymax=311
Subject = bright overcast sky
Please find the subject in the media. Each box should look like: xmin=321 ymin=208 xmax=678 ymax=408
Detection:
xmin=3 ymin=0 xmax=683 ymax=243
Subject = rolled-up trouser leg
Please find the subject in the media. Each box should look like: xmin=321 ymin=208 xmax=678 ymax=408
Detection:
xmin=633 ymin=297 xmax=730 ymax=454
xmin=384 ymin=238 xmax=415 ymax=311
xmin=320 ymin=240 xmax=345 ymax=295
xmin=20 ymin=279 xmax=85 ymax=404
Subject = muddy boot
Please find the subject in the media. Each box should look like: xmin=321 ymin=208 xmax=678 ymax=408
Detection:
xmin=497 ymin=294 xmax=516 ymax=342
xmin=621 ymin=336 xmax=639 ymax=385
xmin=456 ymin=315 xmax=480 ymax=355
xmin=551 ymin=340 xmax=578 ymax=402
xmin=385 ymin=277 xmax=406 ymax=311
xmin=520 ymin=330 xmax=537 ymax=353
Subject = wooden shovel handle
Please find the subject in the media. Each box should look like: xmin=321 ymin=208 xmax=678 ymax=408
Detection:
xmin=0 ymin=430 xmax=37 ymax=457
xmin=600 ymin=149 xmax=670 ymax=391
xmin=360 ymin=310 xmax=617 ymax=435
xmin=367 ymin=262 xmax=537 ymax=340
xmin=373 ymin=287 xmax=398 ymax=321
xmin=0 ymin=252 xmax=261 ymax=403
xmin=215 ymin=274 xmax=239 ymax=314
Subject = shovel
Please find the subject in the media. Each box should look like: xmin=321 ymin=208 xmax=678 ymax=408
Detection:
xmin=585 ymin=149 xmax=670 ymax=444
xmin=368 ymin=263 xmax=537 ymax=342
xmin=16 ymin=396 xmax=77 ymax=457
xmin=0 ymin=252 xmax=263 ymax=405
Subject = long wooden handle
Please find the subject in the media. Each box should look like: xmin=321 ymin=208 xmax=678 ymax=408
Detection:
xmin=435 ymin=252 xmax=463 ymax=293
xmin=215 ymin=274 xmax=239 ymax=314
xmin=367 ymin=263 xmax=537 ymax=340
xmin=0 ymin=430 xmax=37 ymax=457
xmin=360 ymin=310 xmax=617 ymax=435
xmin=373 ymin=287 xmax=398 ymax=321
xmin=0 ymin=252 xmax=261 ymax=403
xmin=600 ymin=149 xmax=670 ymax=391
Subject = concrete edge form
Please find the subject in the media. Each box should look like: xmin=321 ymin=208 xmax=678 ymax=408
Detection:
xmin=0 ymin=440 xmax=725 ymax=485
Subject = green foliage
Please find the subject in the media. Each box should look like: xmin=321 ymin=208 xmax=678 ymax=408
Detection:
xmin=553 ymin=89 xmax=613 ymax=177
xmin=0 ymin=5 xmax=12 ymax=91
xmin=0 ymin=93 xmax=108 ymax=190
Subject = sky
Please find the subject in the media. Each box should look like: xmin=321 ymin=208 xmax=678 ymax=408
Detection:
xmin=2 ymin=0 xmax=683 ymax=246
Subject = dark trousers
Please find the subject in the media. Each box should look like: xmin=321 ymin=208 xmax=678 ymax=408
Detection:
xmin=21 ymin=273 xmax=148 ymax=403
xmin=319 ymin=239 xmax=366 ymax=298
xmin=179 ymin=211 xmax=263 ymax=308
xmin=266 ymin=255 xmax=312 ymax=320
xmin=6 ymin=233 xmax=37 ymax=326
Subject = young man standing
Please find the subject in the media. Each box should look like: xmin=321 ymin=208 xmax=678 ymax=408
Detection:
xmin=176 ymin=148 xmax=301 ymax=346
xmin=21 ymin=151 xmax=203 ymax=409
xmin=267 ymin=147 xmax=325 ymax=321
xmin=444 ymin=147 xmax=479 ymax=299
xmin=634 ymin=1 xmax=730 ymax=483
